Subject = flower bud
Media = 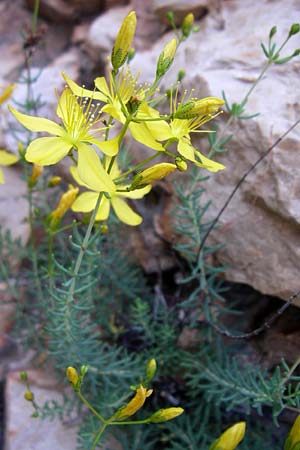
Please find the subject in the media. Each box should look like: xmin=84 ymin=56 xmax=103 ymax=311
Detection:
xmin=24 ymin=390 xmax=34 ymax=401
xmin=66 ymin=366 xmax=79 ymax=388
xmin=28 ymin=164 xmax=44 ymax=187
xmin=48 ymin=176 xmax=62 ymax=187
xmin=175 ymin=157 xmax=188 ymax=171
xmin=182 ymin=13 xmax=194 ymax=37
xmin=145 ymin=358 xmax=157 ymax=383
xmin=0 ymin=83 xmax=16 ymax=104
xmin=49 ymin=185 xmax=78 ymax=229
xmin=269 ymin=25 xmax=277 ymax=39
xmin=148 ymin=407 xmax=184 ymax=423
xmin=174 ymin=97 xmax=224 ymax=120
xmin=111 ymin=11 xmax=137 ymax=71
xmin=132 ymin=163 xmax=177 ymax=188
xmin=156 ymin=38 xmax=178 ymax=79
xmin=289 ymin=23 xmax=300 ymax=37
xmin=210 ymin=422 xmax=246 ymax=450
xmin=20 ymin=371 xmax=28 ymax=382
xmin=284 ymin=415 xmax=300 ymax=450
xmin=115 ymin=385 xmax=152 ymax=420
xmin=177 ymin=69 xmax=186 ymax=82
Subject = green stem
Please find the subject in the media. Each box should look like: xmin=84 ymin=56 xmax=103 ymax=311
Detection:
xmin=64 ymin=192 xmax=104 ymax=340
xmin=77 ymin=391 xmax=106 ymax=423
xmin=114 ymin=151 xmax=161 ymax=183
xmin=209 ymin=60 xmax=272 ymax=158
xmin=32 ymin=0 xmax=40 ymax=33
xmin=91 ymin=423 xmax=108 ymax=450
xmin=279 ymin=355 xmax=300 ymax=391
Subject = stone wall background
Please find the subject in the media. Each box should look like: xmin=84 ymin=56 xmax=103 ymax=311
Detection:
xmin=1 ymin=1 xmax=300 ymax=448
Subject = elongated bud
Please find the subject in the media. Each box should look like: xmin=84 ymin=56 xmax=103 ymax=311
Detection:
xmin=111 ymin=11 xmax=137 ymax=71
xmin=20 ymin=371 xmax=28 ymax=382
xmin=156 ymin=38 xmax=178 ymax=79
xmin=145 ymin=358 xmax=157 ymax=383
xmin=24 ymin=390 xmax=34 ymax=401
xmin=115 ymin=385 xmax=152 ymax=420
xmin=269 ymin=25 xmax=277 ymax=39
xmin=209 ymin=422 xmax=246 ymax=450
xmin=284 ymin=415 xmax=300 ymax=450
xmin=49 ymin=185 xmax=78 ymax=228
xmin=66 ymin=367 xmax=79 ymax=388
xmin=0 ymin=83 xmax=16 ymax=104
xmin=182 ymin=13 xmax=194 ymax=37
xmin=29 ymin=164 xmax=44 ymax=187
xmin=177 ymin=69 xmax=186 ymax=82
xmin=288 ymin=23 xmax=300 ymax=37
xmin=174 ymin=97 xmax=224 ymax=119
xmin=132 ymin=163 xmax=176 ymax=189
xmin=175 ymin=157 xmax=188 ymax=171
xmin=48 ymin=176 xmax=62 ymax=187
xmin=148 ymin=407 xmax=184 ymax=423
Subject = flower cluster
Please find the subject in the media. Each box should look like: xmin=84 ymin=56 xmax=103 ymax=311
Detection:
xmin=9 ymin=10 xmax=225 ymax=226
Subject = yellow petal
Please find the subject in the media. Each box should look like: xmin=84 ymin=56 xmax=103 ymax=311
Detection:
xmin=62 ymin=72 xmax=106 ymax=102
xmin=95 ymin=197 xmax=110 ymax=221
xmin=129 ymin=122 xmax=165 ymax=151
xmin=177 ymin=137 xmax=195 ymax=161
xmin=0 ymin=150 xmax=18 ymax=166
xmin=0 ymin=168 xmax=4 ymax=184
xmin=9 ymin=106 xmax=64 ymax=136
xmin=94 ymin=77 xmax=110 ymax=99
xmin=25 ymin=137 xmax=72 ymax=165
xmin=91 ymin=135 xmax=119 ymax=156
xmin=77 ymin=143 xmax=116 ymax=193
xmin=194 ymin=150 xmax=225 ymax=172
xmin=102 ymin=103 xmax=125 ymax=123
xmin=70 ymin=165 xmax=90 ymax=189
xmin=115 ymin=385 xmax=147 ymax=420
xmin=72 ymin=191 xmax=99 ymax=213
xmin=119 ymin=184 xmax=151 ymax=199
xmin=111 ymin=197 xmax=142 ymax=226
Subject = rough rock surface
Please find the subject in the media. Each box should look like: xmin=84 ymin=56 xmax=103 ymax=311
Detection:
xmin=129 ymin=0 xmax=300 ymax=301
xmin=5 ymin=370 xmax=78 ymax=450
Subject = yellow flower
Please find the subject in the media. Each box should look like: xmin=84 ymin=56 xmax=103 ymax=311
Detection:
xmin=29 ymin=163 xmax=44 ymax=187
xmin=63 ymin=70 xmax=166 ymax=152
xmin=148 ymin=407 xmax=184 ymax=423
xmin=285 ymin=415 xmax=300 ymax=450
xmin=111 ymin=11 xmax=137 ymax=71
xmin=115 ymin=385 xmax=152 ymax=420
xmin=70 ymin=146 xmax=151 ymax=226
xmin=151 ymin=93 xmax=225 ymax=172
xmin=209 ymin=422 xmax=246 ymax=450
xmin=0 ymin=150 xmax=18 ymax=184
xmin=0 ymin=84 xmax=16 ymax=105
xmin=49 ymin=184 xmax=79 ymax=228
xmin=9 ymin=88 xmax=117 ymax=166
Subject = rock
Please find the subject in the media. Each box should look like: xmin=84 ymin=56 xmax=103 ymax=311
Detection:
xmin=152 ymin=0 xmax=208 ymax=25
xmin=0 ymin=166 xmax=29 ymax=244
xmin=5 ymin=370 xmax=123 ymax=450
xmin=25 ymin=0 xmax=104 ymax=22
xmin=129 ymin=0 xmax=300 ymax=301
xmin=105 ymin=0 xmax=130 ymax=9
xmin=132 ymin=0 xmax=164 ymax=50
xmin=5 ymin=370 xmax=78 ymax=450
xmin=85 ymin=5 xmax=132 ymax=63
